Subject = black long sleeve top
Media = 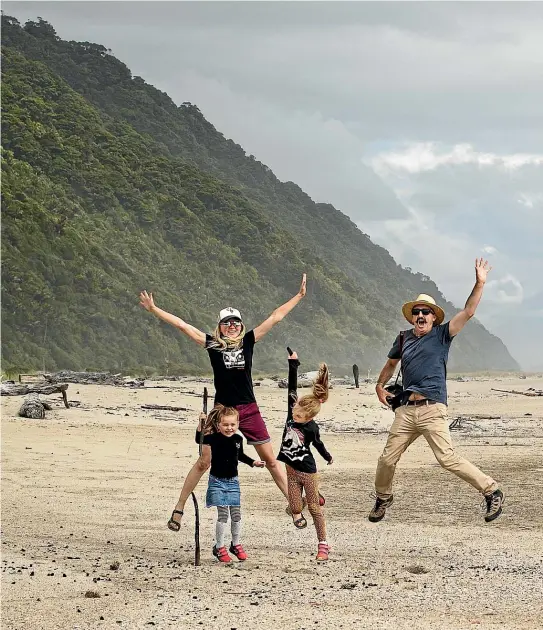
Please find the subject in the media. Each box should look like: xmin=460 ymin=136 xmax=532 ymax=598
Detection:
xmin=277 ymin=357 xmax=332 ymax=473
xmin=195 ymin=430 xmax=255 ymax=479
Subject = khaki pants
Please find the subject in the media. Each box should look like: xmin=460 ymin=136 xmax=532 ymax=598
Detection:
xmin=375 ymin=402 xmax=498 ymax=499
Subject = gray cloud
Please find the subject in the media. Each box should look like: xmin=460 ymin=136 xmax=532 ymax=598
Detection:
xmin=7 ymin=2 xmax=543 ymax=149
xmin=5 ymin=1 xmax=542 ymax=368
xmin=364 ymin=142 xmax=543 ymax=369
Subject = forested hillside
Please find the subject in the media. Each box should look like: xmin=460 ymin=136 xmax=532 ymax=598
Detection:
xmin=1 ymin=16 xmax=519 ymax=375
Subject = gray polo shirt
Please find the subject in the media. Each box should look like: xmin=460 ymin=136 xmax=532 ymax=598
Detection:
xmin=388 ymin=323 xmax=455 ymax=405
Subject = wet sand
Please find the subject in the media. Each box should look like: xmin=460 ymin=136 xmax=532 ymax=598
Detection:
xmin=2 ymin=375 xmax=543 ymax=629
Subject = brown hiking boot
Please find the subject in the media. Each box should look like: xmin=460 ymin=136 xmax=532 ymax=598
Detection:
xmin=368 ymin=495 xmax=393 ymax=522
xmin=483 ymin=488 xmax=504 ymax=522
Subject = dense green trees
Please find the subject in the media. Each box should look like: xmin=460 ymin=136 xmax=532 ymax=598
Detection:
xmin=1 ymin=16 xmax=519 ymax=374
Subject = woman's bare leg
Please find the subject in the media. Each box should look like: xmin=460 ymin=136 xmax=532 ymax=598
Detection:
xmin=169 ymin=446 xmax=211 ymax=528
xmin=254 ymin=441 xmax=288 ymax=499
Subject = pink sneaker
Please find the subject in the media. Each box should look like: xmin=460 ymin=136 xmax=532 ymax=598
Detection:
xmin=229 ymin=543 xmax=248 ymax=561
xmin=316 ymin=543 xmax=330 ymax=562
xmin=212 ymin=546 xmax=232 ymax=563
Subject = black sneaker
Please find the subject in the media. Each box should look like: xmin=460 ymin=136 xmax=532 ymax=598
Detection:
xmin=483 ymin=488 xmax=504 ymax=522
xmin=368 ymin=495 xmax=393 ymax=522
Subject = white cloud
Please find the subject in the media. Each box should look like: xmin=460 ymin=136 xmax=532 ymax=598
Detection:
xmin=361 ymin=141 xmax=542 ymax=367
xmin=371 ymin=143 xmax=543 ymax=175
xmin=486 ymin=274 xmax=525 ymax=304
xmin=518 ymin=193 xmax=543 ymax=209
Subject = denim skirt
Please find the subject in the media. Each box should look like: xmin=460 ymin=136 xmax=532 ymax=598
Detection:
xmin=206 ymin=475 xmax=241 ymax=507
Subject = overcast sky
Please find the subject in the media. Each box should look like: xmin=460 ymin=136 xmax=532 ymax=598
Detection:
xmin=6 ymin=1 xmax=543 ymax=369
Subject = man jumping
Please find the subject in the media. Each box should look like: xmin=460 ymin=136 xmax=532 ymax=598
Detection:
xmin=370 ymin=258 xmax=504 ymax=524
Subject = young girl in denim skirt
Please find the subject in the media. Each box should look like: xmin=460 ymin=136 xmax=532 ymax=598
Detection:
xmin=197 ymin=404 xmax=265 ymax=563
xmin=278 ymin=349 xmax=333 ymax=561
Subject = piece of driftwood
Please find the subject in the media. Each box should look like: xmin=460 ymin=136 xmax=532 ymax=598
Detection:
xmin=18 ymin=399 xmax=46 ymax=419
xmin=1 ymin=382 xmax=70 ymax=408
xmin=18 ymin=373 xmax=45 ymax=383
xmin=278 ymin=371 xmax=334 ymax=389
xmin=353 ymin=364 xmax=360 ymax=388
xmin=140 ymin=404 xmax=189 ymax=412
xmin=468 ymin=414 xmax=501 ymax=420
xmin=449 ymin=414 xmax=501 ymax=430
xmin=44 ymin=371 xmax=145 ymax=388
xmin=491 ymin=388 xmax=543 ymax=397
xmin=449 ymin=417 xmax=468 ymax=430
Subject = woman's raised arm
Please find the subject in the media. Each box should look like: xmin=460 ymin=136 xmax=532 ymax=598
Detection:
xmin=254 ymin=274 xmax=306 ymax=342
xmin=139 ymin=290 xmax=206 ymax=346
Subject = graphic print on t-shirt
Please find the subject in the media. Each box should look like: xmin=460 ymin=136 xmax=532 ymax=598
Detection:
xmin=223 ymin=347 xmax=246 ymax=370
xmin=281 ymin=426 xmax=310 ymax=462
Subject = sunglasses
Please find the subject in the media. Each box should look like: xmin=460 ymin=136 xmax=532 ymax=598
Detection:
xmin=412 ymin=307 xmax=434 ymax=316
xmin=220 ymin=319 xmax=242 ymax=327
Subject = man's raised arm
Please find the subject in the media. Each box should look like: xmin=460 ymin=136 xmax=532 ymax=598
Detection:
xmin=449 ymin=258 xmax=492 ymax=337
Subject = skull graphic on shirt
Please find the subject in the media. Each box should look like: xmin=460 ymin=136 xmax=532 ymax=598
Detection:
xmin=223 ymin=348 xmax=245 ymax=369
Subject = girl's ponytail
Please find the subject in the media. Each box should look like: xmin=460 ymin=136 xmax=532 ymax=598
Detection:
xmin=297 ymin=363 xmax=329 ymax=419
xmin=203 ymin=404 xmax=239 ymax=434
xmin=313 ymin=363 xmax=329 ymax=404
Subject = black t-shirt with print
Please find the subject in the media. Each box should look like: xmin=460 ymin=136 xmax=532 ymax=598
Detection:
xmin=205 ymin=329 xmax=256 ymax=406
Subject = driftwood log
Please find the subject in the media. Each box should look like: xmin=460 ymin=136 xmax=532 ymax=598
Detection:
xmin=1 ymin=382 xmax=70 ymax=408
xmin=491 ymin=388 xmax=543 ymax=397
xmin=449 ymin=414 xmax=502 ymax=430
xmin=141 ymin=404 xmax=189 ymax=412
xmin=278 ymin=371 xmax=335 ymax=389
xmin=44 ymin=371 xmax=145 ymax=388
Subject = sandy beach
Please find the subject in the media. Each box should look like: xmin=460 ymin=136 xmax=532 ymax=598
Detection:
xmin=2 ymin=375 xmax=543 ymax=629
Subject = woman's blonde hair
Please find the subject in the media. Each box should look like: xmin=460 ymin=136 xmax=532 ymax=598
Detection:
xmin=207 ymin=321 xmax=247 ymax=351
xmin=203 ymin=404 xmax=239 ymax=434
xmin=296 ymin=363 xmax=329 ymax=420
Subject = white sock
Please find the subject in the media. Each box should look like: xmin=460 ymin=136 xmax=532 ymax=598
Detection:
xmin=231 ymin=519 xmax=242 ymax=546
xmin=230 ymin=506 xmax=242 ymax=546
xmin=215 ymin=520 xmax=229 ymax=549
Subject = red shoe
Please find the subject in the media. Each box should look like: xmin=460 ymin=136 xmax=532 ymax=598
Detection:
xmin=229 ymin=543 xmax=248 ymax=561
xmin=319 ymin=493 xmax=326 ymax=507
xmin=316 ymin=543 xmax=330 ymax=562
xmin=212 ymin=545 xmax=232 ymax=563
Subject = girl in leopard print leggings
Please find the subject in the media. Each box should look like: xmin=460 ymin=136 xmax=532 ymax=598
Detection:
xmin=277 ymin=349 xmax=333 ymax=561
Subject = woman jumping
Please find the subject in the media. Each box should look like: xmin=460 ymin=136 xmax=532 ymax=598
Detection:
xmin=139 ymin=274 xmax=306 ymax=530
xmin=277 ymin=348 xmax=333 ymax=562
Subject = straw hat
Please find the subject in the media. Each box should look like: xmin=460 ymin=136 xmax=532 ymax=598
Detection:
xmin=402 ymin=294 xmax=445 ymax=326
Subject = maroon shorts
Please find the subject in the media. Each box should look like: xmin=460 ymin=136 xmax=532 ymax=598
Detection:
xmin=235 ymin=402 xmax=270 ymax=446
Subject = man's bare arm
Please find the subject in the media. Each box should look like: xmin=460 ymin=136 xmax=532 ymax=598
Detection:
xmin=375 ymin=358 xmax=400 ymax=406
xmin=449 ymin=259 xmax=492 ymax=337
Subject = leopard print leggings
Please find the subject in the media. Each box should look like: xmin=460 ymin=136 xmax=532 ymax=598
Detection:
xmin=286 ymin=465 xmax=326 ymax=541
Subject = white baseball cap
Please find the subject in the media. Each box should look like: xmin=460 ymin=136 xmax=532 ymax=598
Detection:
xmin=218 ymin=307 xmax=242 ymax=323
